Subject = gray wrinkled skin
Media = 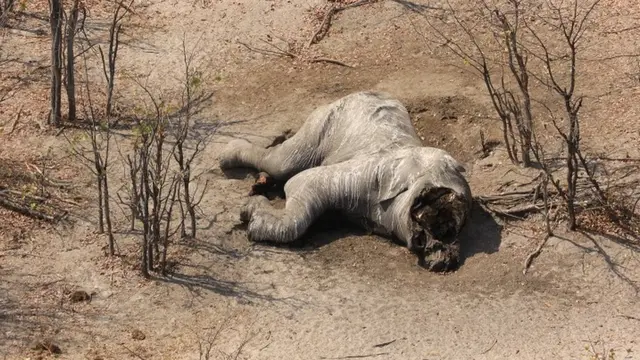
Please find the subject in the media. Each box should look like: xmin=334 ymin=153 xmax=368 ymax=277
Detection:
xmin=220 ymin=91 xmax=473 ymax=271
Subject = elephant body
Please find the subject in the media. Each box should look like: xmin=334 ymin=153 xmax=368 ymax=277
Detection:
xmin=220 ymin=91 xmax=473 ymax=271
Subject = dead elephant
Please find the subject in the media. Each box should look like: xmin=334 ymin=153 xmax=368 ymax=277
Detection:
xmin=219 ymin=91 xmax=473 ymax=272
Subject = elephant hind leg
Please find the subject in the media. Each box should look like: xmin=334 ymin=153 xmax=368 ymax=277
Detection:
xmin=241 ymin=173 xmax=327 ymax=244
xmin=219 ymin=105 xmax=335 ymax=181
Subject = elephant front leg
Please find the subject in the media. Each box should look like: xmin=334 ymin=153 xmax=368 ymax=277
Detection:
xmin=239 ymin=195 xmax=271 ymax=223
xmin=240 ymin=193 xmax=322 ymax=244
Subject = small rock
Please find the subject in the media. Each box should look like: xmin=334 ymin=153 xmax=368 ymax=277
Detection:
xmin=131 ymin=329 xmax=146 ymax=341
xmin=69 ymin=290 xmax=92 ymax=303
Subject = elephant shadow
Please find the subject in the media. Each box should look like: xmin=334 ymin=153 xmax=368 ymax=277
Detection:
xmin=223 ymin=166 xmax=503 ymax=265
xmin=240 ymin=198 xmax=502 ymax=266
xmin=457 ymin=201 xmax=503 ymax=263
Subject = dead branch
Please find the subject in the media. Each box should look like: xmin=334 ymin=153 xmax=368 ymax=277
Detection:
xmin=480 ymin=339 xmax=498 ymax=354
xmin=0 ymin=191 xmax=67 ymax=222
xmin=119 ymin=344 xmax=147 ymax=360
xmin=0 ymin=188 xmax=78 ymax=207
xmin=594 ymin=156 xmax=640 ymax=163
xmin=522 ymin=233 xmax=551 ymax=275
xmin=319 ymin=353 xmax=389 ymax=360
xmin=50 ymin=193 xmax=81 ymax=206
xmin=475 ymin=174 xmax=568 ymax=220
xmin=238 ymin=40 xmax=353 ymax=68
xmin=307 ymin=0 xmax=379 ymax=47
xmin=6 ymin=105 xmax=23 ymax=135
xmin=238 ymin=41 xmax=295 ymax=58
xmin=480 ymin=203 xmax=545 ymax=219
xmin=307 ymin=3 xmax=337 ymax=48
xmin=372 ymin=339 xmax=396 ymax=348
xmin=25 ymin=163 xmax=74 ymax=189
xmin=617 ymin=314 xmax=640 ymax=321
xmin=310 ymin=57 xmax=354 ymax=67
xmin=523 ymin=173 xmax=553 ymax=275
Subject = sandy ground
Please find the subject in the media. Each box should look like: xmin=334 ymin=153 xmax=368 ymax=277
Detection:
xmin=1 ymin=0 xmax=640 ymax=359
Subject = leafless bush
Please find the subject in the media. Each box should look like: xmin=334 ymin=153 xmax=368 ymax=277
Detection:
xmin=188 ymin=315 xmax=255 ymax=360
xmin=416 ymin=0 xmax=634 ymax=231
xmin=415 ymin=0 xmax=534 ymax=166
xmin=173 ymin=34 xmax=213 ymax=239
xmin=98 ymin=0 xmax=133 ymax=117
xmin=415 ymin=0 xmax=640 ymax=274
xmin=125 ymin=87 xmax=181 ymax=277
xmin=65 ymin=46 xmax=116 ymax=255
xmin=62 ymin=0 xmax=133 ymax=255
xmin=123 ymin=39 xmax=213 ymax=276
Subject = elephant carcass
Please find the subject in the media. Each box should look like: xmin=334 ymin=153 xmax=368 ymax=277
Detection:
xmin=219 ymin=91 xmax=472 ymax=271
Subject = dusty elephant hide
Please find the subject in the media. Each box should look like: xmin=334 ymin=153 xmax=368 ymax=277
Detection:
xmin=219 ymin=91 xmax=473 ymax=271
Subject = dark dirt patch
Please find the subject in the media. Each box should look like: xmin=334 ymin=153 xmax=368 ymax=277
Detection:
xmin=404 ymin=95 xmax=497 ymax=163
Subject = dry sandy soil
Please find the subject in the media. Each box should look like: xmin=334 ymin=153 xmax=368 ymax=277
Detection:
xmin=2 ymin=0 xmax=640 ymax=359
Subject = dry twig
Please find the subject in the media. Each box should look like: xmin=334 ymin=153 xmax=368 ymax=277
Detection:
xmin=0 ymin=191 xmax=67 ymax=222
xmin=6 ymin=105 xmax=23 ymax=135
xmin=480 ymin=339 xmax=498 ymax=354
xmin=307 ymin=0 xmax=379 ymax=47
xmin=320 ymin=353 xmax=389 ymax=360
xmin=238 ymin=40 xmax=353 ymax=68
xmin=522 ymin=234 xmax=551 ymax=275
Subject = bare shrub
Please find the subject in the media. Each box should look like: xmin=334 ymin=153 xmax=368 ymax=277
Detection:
xmin=98 ymin=0 xmax=133 ymax=117
xmin=123 ymin=37 xmax=213 ymax=275
xmin=414 ymin=0 xmax=534 ymax=166
xmin=411 ymin=0 xmax=639 ymax=272
xmin=173 ymin=34 xmax=213 ymax=239
xmin=125 ymin=89 xmax=181 ymax=277
xmin=416 ymin=0 xmax=623 ymax=223
xmin=65 ymin=45 xmax=116 ymax=255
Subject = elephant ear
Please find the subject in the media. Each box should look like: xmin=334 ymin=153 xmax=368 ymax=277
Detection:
xmin=375 ymin=156 xmax=420 ymax=202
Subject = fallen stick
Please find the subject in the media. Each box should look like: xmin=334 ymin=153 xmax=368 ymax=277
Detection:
xmin=310 ymin=57 xmax=354 ymax=68
xmin=320 ymin=352 xmax=389 ymax=360
xmin=522 ymin=234 xmax=551 ymax=275
xmin=372 ymin=339 xmax=396 ymax=348
xmin=238 ymin=40 xmax=354 ymax=68
xmin=617 ymin=314 xmax=640 ymax=321
xmin=307 ymin=4 xmax=337 ymax=48
xmin=238 ymin=41 xmax=295 ymax=58
xmin=480 ymin=339 xmax=497 ymax=354
xmin=7 ymin=105 xmax=23 ymax=135
xmin=307 ymin=0 xmax=379 ymax=47
xmin=594 ymin=156 xmax=640 ymax=163
xmin=0 ymin=194 xmax=66 ymax=222
xmin=25 ymin=162 xmax=74 ymax=188
xmin=50 ymin=194 xmax=82 ymax=206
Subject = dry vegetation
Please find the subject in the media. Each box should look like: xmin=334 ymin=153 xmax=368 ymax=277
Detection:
xmin=1 ymin=0 xmax=640 ymax=358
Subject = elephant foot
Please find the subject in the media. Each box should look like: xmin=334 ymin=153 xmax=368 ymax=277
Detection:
xmin=240 ymin=195 xmax=270 ymax=223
